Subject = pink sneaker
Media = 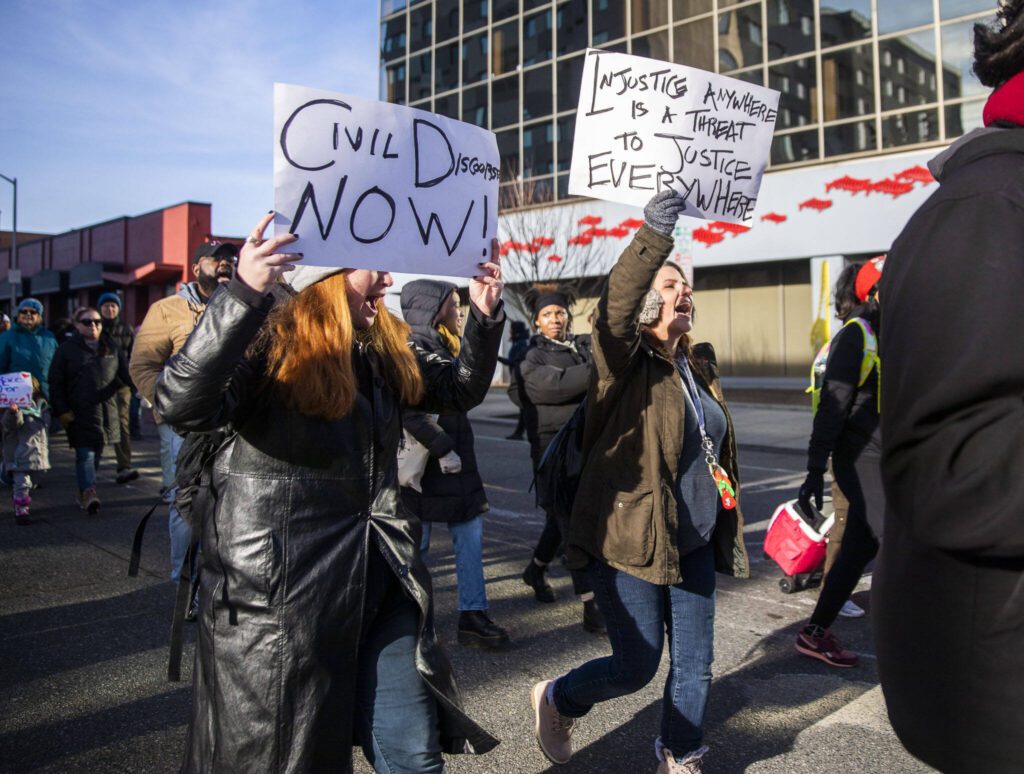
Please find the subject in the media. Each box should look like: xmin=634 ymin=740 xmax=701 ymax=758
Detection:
xmin=13 ymin=496 xmax=30 ymax=525
xmin=795 ymin=625 xmax=859 ymax=667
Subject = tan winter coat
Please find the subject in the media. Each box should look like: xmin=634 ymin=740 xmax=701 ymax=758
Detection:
xmin=129 ymin=285 xmax=206 ymax=423
xmin=568 ymin=225 xmax=749 ymax=585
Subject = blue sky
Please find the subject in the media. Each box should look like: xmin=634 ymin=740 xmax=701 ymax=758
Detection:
xmin=0 ymin=0 xmax=381 ymax=237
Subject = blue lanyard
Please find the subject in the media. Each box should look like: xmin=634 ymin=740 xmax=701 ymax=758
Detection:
xmin=677 ymin=358 xmax=706 ymax=435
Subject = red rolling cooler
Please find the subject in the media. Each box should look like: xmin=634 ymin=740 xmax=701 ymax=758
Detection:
xmin=763 ymin=497 xmax=835 ymax=594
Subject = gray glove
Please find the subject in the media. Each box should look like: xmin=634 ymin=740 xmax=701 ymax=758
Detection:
xmin=643 ymin=190 xmax=688 ymax=235
xmin=439 ymin=450 xmax=463 ymax=474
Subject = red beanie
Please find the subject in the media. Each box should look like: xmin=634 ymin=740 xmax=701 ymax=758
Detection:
xmin=855 ymin=256 xmax=886 ymax=302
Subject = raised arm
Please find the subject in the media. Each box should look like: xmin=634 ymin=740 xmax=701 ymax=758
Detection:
xmin=593 ymin=192 xmax=682 ymax=378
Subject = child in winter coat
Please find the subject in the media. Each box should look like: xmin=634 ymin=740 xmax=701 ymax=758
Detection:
xmin=2 ymin=377 xmax=51 ymax=525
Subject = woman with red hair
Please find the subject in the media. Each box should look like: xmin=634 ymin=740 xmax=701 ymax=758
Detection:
xmin=157 ymin=212 xmax=503 ymax=773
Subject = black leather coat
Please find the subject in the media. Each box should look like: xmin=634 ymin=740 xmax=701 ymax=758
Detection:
xmin=156 ymin=279 xmax=502 ymax=772
xmin=48 ymin=334 xmax=129 ymax=449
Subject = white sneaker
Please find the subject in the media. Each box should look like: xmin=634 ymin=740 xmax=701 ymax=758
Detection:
xmin=839 ymin=599 xmax=866 ymax=618
xmin=531 ymin=679 xmax=576 ymax=764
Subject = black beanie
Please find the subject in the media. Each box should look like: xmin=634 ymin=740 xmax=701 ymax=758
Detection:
xmin=532 ymin=292 xmax=570 ymax=319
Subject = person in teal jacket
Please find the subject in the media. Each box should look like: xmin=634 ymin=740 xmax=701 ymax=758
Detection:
xmin=0 ymin=299 xmax=59 ymax=399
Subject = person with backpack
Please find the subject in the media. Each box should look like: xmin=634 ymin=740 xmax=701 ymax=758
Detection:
xmin=793 ymin=257 xmax=884 ymax=668
xmin=155 ymin=212 xmax=502 ymax=773
xmin=529 ymin=191 xmax=747 ymax=774
xmin=399 ymin=279 xmax=510 ymax=651
xmin=516 ymin=287 xmax=604 ymax=634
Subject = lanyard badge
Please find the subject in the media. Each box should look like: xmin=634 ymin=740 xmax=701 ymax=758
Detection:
xmin=682 ymin=360 xmax=737 ymax=512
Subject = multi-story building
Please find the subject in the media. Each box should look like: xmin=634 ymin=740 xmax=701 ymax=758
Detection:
xmin=382 ymin=0 xmax=993 ymax=375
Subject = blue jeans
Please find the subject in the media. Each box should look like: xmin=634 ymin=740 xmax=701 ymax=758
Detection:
xmin=355 ymin=549 xmax=445 ymax=773
xmin=554 ymin=543 xmax=717 ymax=755
xmin=420 ymin=517 xmax=487 ymax=611
xmin=158 ymin=423 xmax=189 ymax=581
xmin=74 ymin=446 xmax=102 ymax=491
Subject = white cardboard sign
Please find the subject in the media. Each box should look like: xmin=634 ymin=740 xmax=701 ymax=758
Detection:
xmin=568 ymin=50 xmax=780 ymax=223
xmin=0 ymin=372 xmax=33 ymax=408
xmin=273 ymin=83 xmax=499 ymax=277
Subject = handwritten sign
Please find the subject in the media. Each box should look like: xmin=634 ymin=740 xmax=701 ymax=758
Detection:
xmin=273 ymin=84 xmax=499 ymax=277
xmin=568 ymin=50 xmax=780 ymax=223
xmin=0 ymin=372 xmax=33 ymax=408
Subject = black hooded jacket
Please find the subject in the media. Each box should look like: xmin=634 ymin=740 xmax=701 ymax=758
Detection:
xmin=400 ymin=279 xmax=489 ymax=523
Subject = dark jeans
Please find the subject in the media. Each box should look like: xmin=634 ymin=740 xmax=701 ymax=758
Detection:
xmin=355 ymin=548 xmax=445 ymax=774
xmin=554 ymin=543 xmax=716 ymax=755
xmin=811 ymin=453 xmax=881 ymax=628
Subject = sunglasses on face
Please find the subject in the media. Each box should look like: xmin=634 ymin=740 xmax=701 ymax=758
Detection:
xmin=77 ymin=318 xmax=102 ymax=326
xmin=18 ymin=309 xmax=39 ymax=316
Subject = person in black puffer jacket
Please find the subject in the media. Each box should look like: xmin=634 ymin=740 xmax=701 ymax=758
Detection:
xmin=400 ymin=279 xmax=510 ymax=651
xmin=48 ymin=306 xmax=131 ymax=514
xmin=517 ymin=288 xmax=604 ymax=634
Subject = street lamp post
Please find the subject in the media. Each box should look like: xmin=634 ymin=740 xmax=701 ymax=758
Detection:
xmin=0 ymin=173 xmax=17 ymax=315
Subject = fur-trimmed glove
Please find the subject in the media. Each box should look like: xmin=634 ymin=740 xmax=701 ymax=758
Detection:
xmin=643 ymin=190 xmax=689 ymax=235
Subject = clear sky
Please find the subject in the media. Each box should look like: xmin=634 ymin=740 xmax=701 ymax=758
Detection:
xmin=0 ymin=0 xmax=381 ymax=238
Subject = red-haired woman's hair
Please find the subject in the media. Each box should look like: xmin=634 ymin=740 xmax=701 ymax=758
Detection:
xmin=264 ymin=273 xmax=423 ymax=420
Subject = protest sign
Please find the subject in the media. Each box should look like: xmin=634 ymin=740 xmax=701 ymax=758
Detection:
xmin=0 ymin=372 xmax=33 ymax=408
xmin=274 ymin=83 xmax=499 ymax=277
xmin=568 ymin=50 xmax=780 ymax=223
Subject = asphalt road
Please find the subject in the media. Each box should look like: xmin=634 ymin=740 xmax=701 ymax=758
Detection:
xmin=0 ymin=395 xmax=934 ymax=773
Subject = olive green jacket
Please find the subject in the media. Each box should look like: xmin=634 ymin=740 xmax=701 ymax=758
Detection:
xmin=567 ymin=225 xmax=749 ymax=585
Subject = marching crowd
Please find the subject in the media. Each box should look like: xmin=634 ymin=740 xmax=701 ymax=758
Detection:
xmin=6 ymin=7 xmax=1023 ymax=774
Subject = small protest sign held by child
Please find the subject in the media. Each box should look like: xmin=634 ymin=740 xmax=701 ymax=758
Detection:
xmin=1 ymin=376 xmax=50 ymax=525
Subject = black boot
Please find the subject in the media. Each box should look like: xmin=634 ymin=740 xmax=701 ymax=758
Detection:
xmin=582 ymin=598 xmax=606 ymax=635
xmin=457 ymin=610 xmax=511 ymax=650
xmin=523 ymin=560 xmax=556 ymax=603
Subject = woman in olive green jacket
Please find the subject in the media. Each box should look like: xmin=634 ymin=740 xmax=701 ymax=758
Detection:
xmin=530 ymin=192 xmax=747 ymax=774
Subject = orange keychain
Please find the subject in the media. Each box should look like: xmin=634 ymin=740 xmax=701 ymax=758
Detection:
xmin=712 ymin=465 xmax=737 ymax=510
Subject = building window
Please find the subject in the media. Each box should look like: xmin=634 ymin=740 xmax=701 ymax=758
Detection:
xmin=592 ymin=0 xmax=626 ymax=44
xmin=942 ymin=20 xmax=988 ymax=100
xmin=409 ymin=51 xmax=432 ymax=101
xmin=819 ymin=0 xmax=871 ymax=47
xmin=771 ymin=129 xmax=819 ymax=164
xmin=462 ymin=83 xmax=488 ymax=127
xmin=435 ymin=42 xmax=459 ymax=93
xmin=632 ymin=29 xmax=670 ymax=61
xmin=382 ymin=61 xmax=406 ymax=104
xmin=719 ymin=5 xmax=764 ymax=71
xmin=523 ymin=65 xmax=554 ymax=120
xmin=462 ymin=32 xmax=489 ymax=84
xmin=493 ymin=20 xmax=519 ymax=78
xmin=673 ymin=18 xmax=715 ymax=72
xmin=463 ymin=0 xmax=488 ymax=33
xmin=877 ymin=0 xmax=933 ymax=35
xmin=523 ymin=121 xmax=555 ymax=177
xmin=882 ymin=109 xmax=939 ymax=147
xmin=410 ymin=4 xmax=432 ymax=51
xmin=673 ymin=0 xmax=713 ymax=21
xmin=824 ymin=119 xmax=876 ymax=156
xmin=822 ymin=45 xmax=874 ymax=121
xmin=770 ymin=56 xmax=817 ymax=128
xmin=557 ymin=54 xmax=586 ymax=112
xmin=496 ymin=128 xmax=520 ymax=181
xmin=557 ymin=0 xmax=589 ymax=56
xmin=381 ymin=16 xmax=406 ymax=62
xmin=523 ymin=9 xmax=554 ymax=65
xmin=492 ymin=74 xmax=520 ymax=129
xmin=436 ymin=0 xmax=459 ymax=42
xmin=631 ymin=0 xmax=668 ymax=34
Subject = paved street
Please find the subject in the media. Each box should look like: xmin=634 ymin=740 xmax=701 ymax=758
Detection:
xmin=0 ymin=391 xmax=933 ymax=773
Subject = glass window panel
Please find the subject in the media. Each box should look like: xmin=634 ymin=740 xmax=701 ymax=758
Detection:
xmin=598 ymin=39 xmax=629 ymax=53
xmin=382 ymin=17 xmax=406 ymax=62
xmin=557 ymin=0 xmax=589 ymax=55
xmin=411 ymin=97 xmax=432 ymax=111
xmin=941 ymin=0 xmax=994 ymax=19
xmin=822 ymin=45 xmax=874 ymax=121
xmin=410 ymin=4 xmax=432 ymax=51
xmin=523 ymin=10 xmax=554 ymax=65
xmin=942 ymin=21 xmax=988 ymax=100
xmin=492 ymin=74 xmax=520 ymax=128
xmin=766 ymin=0 xmax=815 ymax=60
xmin=435 ymin=42 xmax=459 ymax=93
xmin=557 ymin=174 xmax=572 ymax=200
xmin=409 ymin=51 xmax=433 ymax=101
xmin=493 ymin=20 xmax=519 ymax=77
xmin=557 ymin=54 xmax=586 ymax=112
xmin=673 ymin=0 xmax=713 ymax=20
xmin=462 ymin=84 xmax=488 ymax=127
xmin=500 ymin=182 xmax=520 ymax=209
xmin=464 ymin=0 xmax=488 ymax=32
xmin=769 ymin=56 xmax=817 ymax=129
xmin=882 ymin=109 xmax=939 ymax=148
xmin=673 ymin=18 xmax=715 ymax=71
xmin=524 ymin=65 xmax=554 ymax=120
xmin=524 ymin=0 xmax=550 ymax=9
xmin=819 ymin=0 xmax=872 ymax=47
xmin=719 ymin=5 xmax=764 ymax=72
xmin=824 ymin=119 xmax=877 ymax=156
xmin=728 ymin=67 xmax=765 ymax=86
xmin=383 ymin=62 xmax=406 ymax=104
xmin=497 ymin=128 xmax=520 ymax=181
xmin=523 ymin=122 xmax=555 ymax=176
xmin=632 ymin=29 xmax=670 ymax=60
xmin=528 ymin=177 xmax=556 ymax=204
xmin=631 ymin=0 xmax=668 ymax=33
xmin=877 ymin=0 xmax=933 ymax=35
xmin=494 ymin=0 xmax=519 ymax=21
xmin=436 ymin=0 xmax=459 ymax=42
xmin=879 ymin=31 xmax=938 ymax=110
xmin=557 ymin=114 xmax=576 ymax=171
xmin=944 ymin=99 xmax=984 ymax=139
xmin=463 ymin=32 xmax=489 ymax=84
xmin=771 ymin=129 xmax=819 ymax=164
xmin=434 ymin=92 xmax=458 ymax=119
xmin=592 ymin=0 xmax=626 ymax=44
xmin=381 ymin=0 xmax=407 ymax=15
